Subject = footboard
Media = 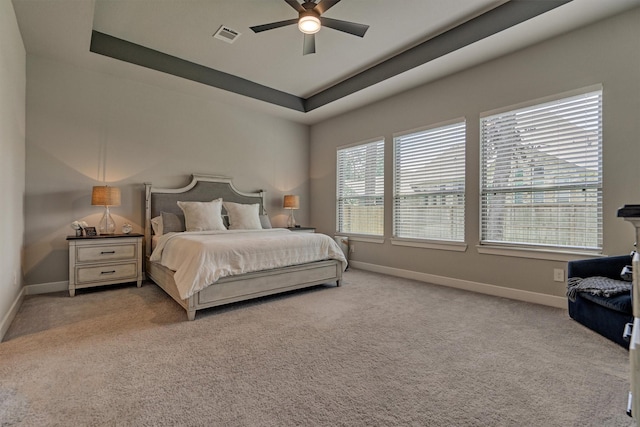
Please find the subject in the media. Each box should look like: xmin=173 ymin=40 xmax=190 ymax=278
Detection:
xmin=146 ymin=258 xmax=342 ymax=320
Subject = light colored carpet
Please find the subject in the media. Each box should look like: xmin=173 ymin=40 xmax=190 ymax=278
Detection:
xmin=0 ymin=269 xmax=633 ymax=426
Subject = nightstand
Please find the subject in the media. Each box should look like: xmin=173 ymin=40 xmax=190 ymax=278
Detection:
xmin=67 ymin=233 xmax=143 ymax=297
xmin=286 ymin=227 xmax=316 ymax=233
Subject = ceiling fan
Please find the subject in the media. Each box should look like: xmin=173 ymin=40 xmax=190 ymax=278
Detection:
xmin=250 ymin=0 xmax=369 ymax=55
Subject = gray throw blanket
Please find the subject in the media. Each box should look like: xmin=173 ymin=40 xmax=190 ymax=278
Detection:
xmin=566 ymin=276 xmax=632 ymax=302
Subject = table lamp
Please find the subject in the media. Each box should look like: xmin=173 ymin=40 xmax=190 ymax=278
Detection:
xmin=92 ymin=185 xmax=121 ymax=235
xmin=283 ymin=195 xmax=299 ymax=228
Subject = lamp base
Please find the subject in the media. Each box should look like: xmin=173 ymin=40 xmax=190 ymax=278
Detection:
xmin=98 ymin=206 xmax=116 ymax=235
xmin=287 ymin=209 xmax=296 ymax=228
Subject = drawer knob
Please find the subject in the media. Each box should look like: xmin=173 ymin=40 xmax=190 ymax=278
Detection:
xmin=100 ymin=270 xmax=116 ymax=275
xmin=100 ymin=251 xmax=116 ymax=255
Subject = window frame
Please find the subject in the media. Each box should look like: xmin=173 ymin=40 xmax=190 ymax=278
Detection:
xmin=479 ymin=86 xmax=603 ymax=254
xmin=392 ymin=118 xmax=467 ymax=245
xmin=336 ymin=137 xmax=385 ymax=237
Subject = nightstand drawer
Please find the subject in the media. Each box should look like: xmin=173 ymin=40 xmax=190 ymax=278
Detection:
xmin=76 ymin=244 xmax=137 ymax=263
xmin=76 ymin=262 xmax=138 ymax=284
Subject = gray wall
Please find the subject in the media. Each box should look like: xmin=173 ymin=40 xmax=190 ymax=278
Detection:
xmin=0 ymin=0 xmax=26 ymax=336
xmin=310 ymin=8 xmax=640 ymax=299
xmin=24 ymin=57 xmax=309 ymax=286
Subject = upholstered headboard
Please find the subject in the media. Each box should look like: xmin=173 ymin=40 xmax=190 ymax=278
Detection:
xmin=144 ymin=174 xmax=266 ymax=257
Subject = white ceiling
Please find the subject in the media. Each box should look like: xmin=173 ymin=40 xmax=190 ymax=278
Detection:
xmin=11 ymin=0 xmax=640 ymax=124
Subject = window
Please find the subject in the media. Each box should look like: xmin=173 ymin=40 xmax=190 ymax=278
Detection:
xmin=393 ymin=120 xmax=466 ymax=241
xmin=337 ymin=139 xmax=385 ymax=236
xmin=480 ymin=89 xmax=603 ymax=250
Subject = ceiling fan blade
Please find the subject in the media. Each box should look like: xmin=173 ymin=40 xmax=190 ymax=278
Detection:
xmin=313 ymin=0 xmax=341 ymax=15
xmin=303 ymin=33 xmax=316 ymax=55
xmin=284 ymin=0 xmax=305 ymax=13
xmin=320 ymin=17 xmax=369 ymax=37
xmin=250 ymin=19 xmax=298 ymax=33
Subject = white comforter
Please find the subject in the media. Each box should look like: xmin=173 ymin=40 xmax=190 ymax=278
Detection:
xmin=150 ymin=229 xmax=347 ymax=299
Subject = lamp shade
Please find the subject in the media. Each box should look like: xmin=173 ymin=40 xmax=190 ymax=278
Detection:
xmin=91 ymin=186 xmax=121 ymax=207
xmin=283 ymin=195 xmax=300 ymax=209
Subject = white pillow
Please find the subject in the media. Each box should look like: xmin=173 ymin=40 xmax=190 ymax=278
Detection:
xmin=223 ymin=202 xmax=262 ymax=230
xmin=177 ymin=199 xmax=226 ymax=231
xmin=151 ymin=216 xmax=163 ymax=235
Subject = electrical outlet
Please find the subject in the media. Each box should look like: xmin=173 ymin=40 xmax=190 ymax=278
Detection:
xmin=553 ymin=268 xmax=564 ymax=282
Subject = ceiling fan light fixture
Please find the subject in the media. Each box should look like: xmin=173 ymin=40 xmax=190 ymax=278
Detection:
xmin=252 ymin=0 xmax=369 ymax=55
xmin=298 ymin=14 xmax=320 ymax=34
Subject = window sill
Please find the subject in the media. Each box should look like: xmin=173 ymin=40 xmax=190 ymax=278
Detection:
xmin=391 ymin=238 xmax=467 ymax=252
xmin=476 ymin=244 xmax=603 ymax=262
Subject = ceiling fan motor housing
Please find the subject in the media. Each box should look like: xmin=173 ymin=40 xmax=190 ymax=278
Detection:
xmin=302 ymin=1 xmax=319 ymax=10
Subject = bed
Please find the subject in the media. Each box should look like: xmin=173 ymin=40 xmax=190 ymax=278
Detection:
xmin=144 ymin=174 xmax=347 ymax=320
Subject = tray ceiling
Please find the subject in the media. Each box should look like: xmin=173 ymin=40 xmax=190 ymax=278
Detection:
xmin=12 ymin=0 xmax=640 ymax=124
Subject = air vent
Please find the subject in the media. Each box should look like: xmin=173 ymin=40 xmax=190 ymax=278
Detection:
xmin=213 ymin=25 xmax=241 ymax=44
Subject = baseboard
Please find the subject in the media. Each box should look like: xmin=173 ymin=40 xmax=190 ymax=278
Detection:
xmin=17 ymin=266 xmax=568 ymax=310
xmin=24 ymin=281 xmax=68 ymax=295
xmin=349 ymin=261 xmax=567 ymax=309
xmin=0 ymin=281 xmax=61 ymax=341
xmin=1 ymin=288 xmax=25 ymax=342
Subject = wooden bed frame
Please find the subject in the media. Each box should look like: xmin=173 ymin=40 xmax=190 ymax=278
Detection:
xmin=144 ymin=174 xmax=343 ymax=320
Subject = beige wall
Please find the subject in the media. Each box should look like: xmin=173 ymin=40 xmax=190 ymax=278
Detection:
xmin=24 ymin=57 xmax=309 ymax=286
xmin=0 ymin=0 xmax=26 ymax=337
xmin=310 ymin=9 xmax=640 ymax=298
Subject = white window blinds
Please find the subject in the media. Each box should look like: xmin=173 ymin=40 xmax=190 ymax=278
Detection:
xmin=480 ymin=89 xmax=603 ymax=250
xmin=394 ymin=121 xmax=466 ymax=241
xmin=337 ymin=139 xmax=385 ymax=235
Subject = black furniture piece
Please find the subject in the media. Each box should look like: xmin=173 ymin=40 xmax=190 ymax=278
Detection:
xmin=568 ymin=255 xmax=633 ymax=348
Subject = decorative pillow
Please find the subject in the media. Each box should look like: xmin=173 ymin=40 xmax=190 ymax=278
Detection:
xmin=177 ymin=199 xmax=226 ymax=231
xmin=259 ymin=214 xmax=272 ymax=229
xmin=161 ymin=211 xmax=185 ymax=233
xmin=151 ymin=216 xmax=163 ymax=235
xmin=223 ymin=202 xmax=262 ymax=230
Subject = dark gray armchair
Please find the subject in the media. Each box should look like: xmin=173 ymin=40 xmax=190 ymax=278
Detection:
xmin=567 ymin=255 xmax=633 ymax=348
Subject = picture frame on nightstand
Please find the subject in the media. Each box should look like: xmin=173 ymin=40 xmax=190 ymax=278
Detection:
xmin=84 ymin=226 xmax=97 ymax=236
